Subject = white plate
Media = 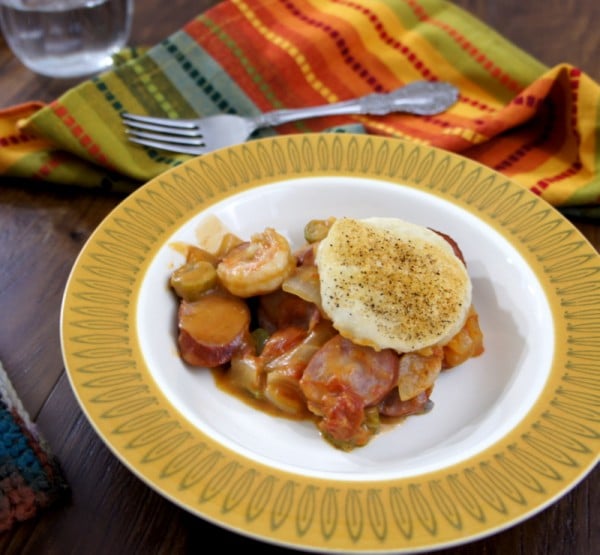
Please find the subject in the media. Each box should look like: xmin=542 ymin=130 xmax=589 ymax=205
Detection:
xmin=62 ymin=134 xmax=599 ymax=553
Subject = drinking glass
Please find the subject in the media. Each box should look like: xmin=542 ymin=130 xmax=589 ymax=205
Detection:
xmin=0 ymin=0 xmax=134 ymax=78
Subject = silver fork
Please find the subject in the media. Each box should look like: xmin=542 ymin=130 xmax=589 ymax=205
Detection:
xmin=122 ymin=81 xmax=458 ymax=156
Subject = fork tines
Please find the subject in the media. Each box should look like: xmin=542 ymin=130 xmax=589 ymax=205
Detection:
xmin=122 ymin=113 xmax=201 ymax=137
xmin=121 ymin=112 xmax=199 ymax=130
xmin=121 ymin=112 xmax=208 ymax=153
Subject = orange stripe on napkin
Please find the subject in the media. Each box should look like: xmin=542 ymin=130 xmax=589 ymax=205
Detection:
xmin=0 ymin=102 xmax=49 ymax=172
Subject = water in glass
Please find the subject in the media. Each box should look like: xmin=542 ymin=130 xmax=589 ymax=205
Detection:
xmin=0 ymin=0 xmax=133 ymax=78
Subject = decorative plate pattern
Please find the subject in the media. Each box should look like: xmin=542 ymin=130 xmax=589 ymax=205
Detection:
xmin=61 ymin=134 xmax=599 ymax=552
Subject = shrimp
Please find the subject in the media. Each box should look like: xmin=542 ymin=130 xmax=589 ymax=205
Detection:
xmin=216 ymin=227 xmax=296 ymax=298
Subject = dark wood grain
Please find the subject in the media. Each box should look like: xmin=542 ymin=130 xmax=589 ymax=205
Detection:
xmin=0 ymin=1 xmax=598 ymax=554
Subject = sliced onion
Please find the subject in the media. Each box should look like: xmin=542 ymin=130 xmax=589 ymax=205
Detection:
xmin=281 ymin=265 xmax=322 ymax=309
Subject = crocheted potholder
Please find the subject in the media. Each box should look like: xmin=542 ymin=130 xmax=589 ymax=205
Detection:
xmin=0 ymin=361 xmax=69 ymax=532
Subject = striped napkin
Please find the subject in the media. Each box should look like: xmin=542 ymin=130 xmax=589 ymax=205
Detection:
xmin=1 ymin=0 xmax=599 ymax=216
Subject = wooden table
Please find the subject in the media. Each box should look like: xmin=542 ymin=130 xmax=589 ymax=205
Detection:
xmin=0 ymin=1 xmax=597 ymax=553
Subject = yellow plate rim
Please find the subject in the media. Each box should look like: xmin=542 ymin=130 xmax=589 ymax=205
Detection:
xmin=61 ymin=133 xmax=599 ymax=553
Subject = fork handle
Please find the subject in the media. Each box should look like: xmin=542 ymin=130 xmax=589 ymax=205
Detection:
xmin=251 ymin=81 xmax=458 ymax=129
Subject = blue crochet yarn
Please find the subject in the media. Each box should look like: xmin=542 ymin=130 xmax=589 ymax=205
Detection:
xmin=0 ymin=365 xmax=69 ymax=531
